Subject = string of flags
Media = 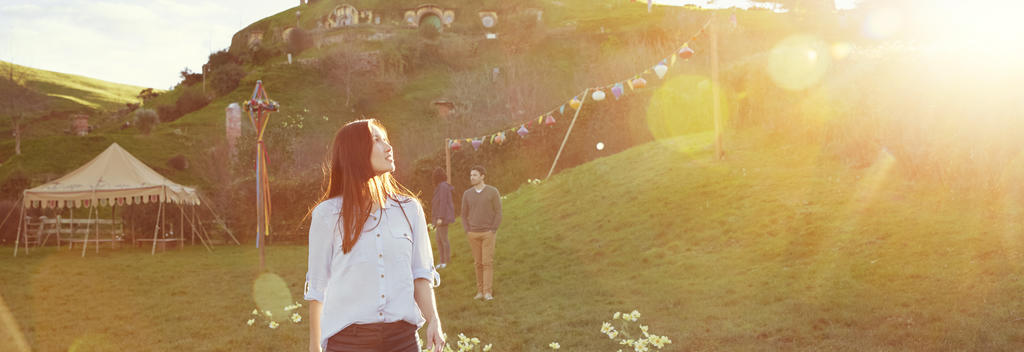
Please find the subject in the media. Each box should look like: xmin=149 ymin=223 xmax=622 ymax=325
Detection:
xmin=447 ymin=19 xmax=712 ymax=152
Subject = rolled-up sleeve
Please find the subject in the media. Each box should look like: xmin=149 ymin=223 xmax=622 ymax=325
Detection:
xmin=305 ymin=204 xmax=335 ymax=301
xmin=409 ymin=200 xmax=440 ymax=287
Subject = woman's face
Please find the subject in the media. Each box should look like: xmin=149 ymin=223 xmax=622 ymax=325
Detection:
xmin=368 ymin=123 xmax=394 ymax=175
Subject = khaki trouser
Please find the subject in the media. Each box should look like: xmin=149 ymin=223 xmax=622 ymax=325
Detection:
xmin=466 ymin=231 xmax=496 ymax=295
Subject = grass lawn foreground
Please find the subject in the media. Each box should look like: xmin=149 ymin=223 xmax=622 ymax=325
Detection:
xmin=3 ymin=132 xmax=1024 ymax=351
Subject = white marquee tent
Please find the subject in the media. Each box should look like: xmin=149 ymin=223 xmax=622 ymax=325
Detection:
xmin=9 ymin=143 xmax=236 ymax=256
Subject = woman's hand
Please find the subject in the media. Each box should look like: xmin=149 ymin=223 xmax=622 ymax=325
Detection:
xmin=425 ymin=318 xmax=445 ymax=352
xmin=435 ymin=219 xmax=442 ymax=226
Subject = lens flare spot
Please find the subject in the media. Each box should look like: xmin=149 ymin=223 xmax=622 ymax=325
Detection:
xmin=767 ymin=34 xmax=831 ymax=91
xmin=831 ymin=42 xmax=853 ymax=60
xmin=862 ymin=8 xmax=902 ymax=40
xmin=253 ymin=273 xmax=293 ymax=317
xmin=646 ymin=74 xmax=730 ymax=155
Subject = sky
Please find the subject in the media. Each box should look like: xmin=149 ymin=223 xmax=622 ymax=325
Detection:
xmin=0 ymin=0 xmax=297 ymax=89
xmin=0 ymin=1 xmax=857 ymax=90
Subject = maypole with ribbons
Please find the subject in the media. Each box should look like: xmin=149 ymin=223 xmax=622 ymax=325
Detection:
xmin=244 ymin=80 xmax=279 ymax=272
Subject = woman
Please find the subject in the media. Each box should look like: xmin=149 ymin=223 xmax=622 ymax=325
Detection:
xmin=305 ymin=119 xmax=444 ymax=352
xmin=429 ymin=167 xmax=455 ymax=269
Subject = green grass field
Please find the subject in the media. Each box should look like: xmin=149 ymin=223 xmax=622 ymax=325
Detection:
xmin=4 ymin=131 xmax=1024 ymax=351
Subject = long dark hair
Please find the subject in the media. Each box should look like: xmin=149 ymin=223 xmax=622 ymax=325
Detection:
xmin=312 ymin=119 xmax=416 ymax=254
xmin=432 ymin=167 xmax=447 ymax=185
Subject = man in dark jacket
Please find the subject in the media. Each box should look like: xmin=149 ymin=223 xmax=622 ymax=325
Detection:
xmin=461 ymin=165 xmax=502 ymax=300
xmin=430 ymin=167 xmax=456 ymax=269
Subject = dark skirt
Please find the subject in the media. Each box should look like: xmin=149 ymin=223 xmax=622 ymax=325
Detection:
xmin=326 ymin=321 xmax=420 ymax=352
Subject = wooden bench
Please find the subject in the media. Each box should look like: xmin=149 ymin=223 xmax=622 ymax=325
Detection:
xmin=19 ymin=216 xmax=126 ymax=249
xmin=134 ymin=238 xmax=180 ymax=252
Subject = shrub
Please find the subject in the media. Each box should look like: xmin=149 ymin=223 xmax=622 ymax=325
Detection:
xmin=168 ymin=155 xmax=189 ymax=171
xmin=175 ymin=87 xmax=211 ymax=117
xmin=156 ymin=105 xmax=179 ymax=124
xmin=134 ymin=108 xmax=158 ymax=134
xmin=209 ymin=63 xmax=247 ymax=96
xmin=248 ymin=44 xmax=281 ymax=66
xmin=286 ymin=28 xmax=313 ymax=54
xmin=204 ymin=50 xmax=240 ymax=72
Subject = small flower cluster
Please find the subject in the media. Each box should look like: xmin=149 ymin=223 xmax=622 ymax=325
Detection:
xmin=245 ymin=302 xmax=303 ymax=329
xmin=527 ymin=178 xmax=542 ymax=185
xmin=416 ymin=333 xmax=492 ymax=352
xmin=454 ymin=333 xmax=484 ymax=351
xmin=548 ymin=341 xmax=560 ymax=349
xmin=603 ymin=310 xmax=672 ymax=352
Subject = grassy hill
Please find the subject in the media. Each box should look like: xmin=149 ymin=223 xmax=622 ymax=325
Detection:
xmin=3 ymin=131 xmax=1023 ymax=351
xmin=0 ymin=61 xmax=145 ymax=113
xmin=0 ymin=61 xmax=147 ymax=140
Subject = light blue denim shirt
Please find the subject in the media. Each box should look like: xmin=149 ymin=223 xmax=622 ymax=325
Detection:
xmin=305 ymin=196 xmax=439 ymax=351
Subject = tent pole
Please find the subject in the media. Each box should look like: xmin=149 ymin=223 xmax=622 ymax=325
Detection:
xmin=81 ymin=203 xmax=94 ymax=258
xmin=196 ymin=208 xmax=214 ymax=248
xmin=180 ymin=203 xmax=185 ymax=248
xmin=546 ymin=88 xmax=590 ymax=180
xmin=0 ymin=194 xmax=20 ymax=235
xmin=112 ymin=204 xmax=117 ymax=249
xmin=194 ymin=205 xmax=210 ymax=247
xmin=192 ymin=205 xmax=215 ymax=247
xmin=189 ymin=205 xmax=195 ymax=246
xmin=151 ymin=201 xmax=164 ymax=255
xmin=13 ymin=199 xmax=25 ymax=257
xmin=195 ymin=205 xmax=214 ymax=249
xmin=180 ymin=203 xmax=212 ymax=252
xmin=198 ymin=193 xmax=240 ymax=245
xmin=95 ymin=203 xmax=100 ymax=254
xmin=68 ymin=206 xmax=74 ymax=250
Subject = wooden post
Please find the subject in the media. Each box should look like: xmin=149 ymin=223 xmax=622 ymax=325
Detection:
xmin=13 ymin=200 xmax=25 ymax=257
xmin=546 ymin=89 xmax=590 ymax=180
xmin=179 ymin=203 xmax=185 ymax=248
xmin=81 ymin=203 xmax=95 ymax=257
xmin=151 ymin=201 xmax=164 ymax=255
xmin=95 ymin=205 xmax=101 ymax=254
xmin=711 ymin=15 xmax=724 ymax=160
xmin=444 ymin=138 xmax=452 ymax=185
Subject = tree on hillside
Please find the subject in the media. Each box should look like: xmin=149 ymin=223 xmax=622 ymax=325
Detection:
xmin=0 ymin=62 xmax=49 ymax=156
xmin=319 ymin=48 xmax=369 ymax=107
xmin=137 ymin=88 xmax=160 ymax=105
xmin=179 ymin=67 xmax=203 ymax=87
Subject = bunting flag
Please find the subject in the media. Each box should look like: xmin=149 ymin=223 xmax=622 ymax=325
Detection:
xmin=517 ymin=125 xmax=529 ymax=138
xmin=445 ymin=19 xmax=711 ymax=152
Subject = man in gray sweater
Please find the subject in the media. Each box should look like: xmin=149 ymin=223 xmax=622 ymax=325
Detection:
xmin=461 ymin=165 xmax=502 ymax=301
